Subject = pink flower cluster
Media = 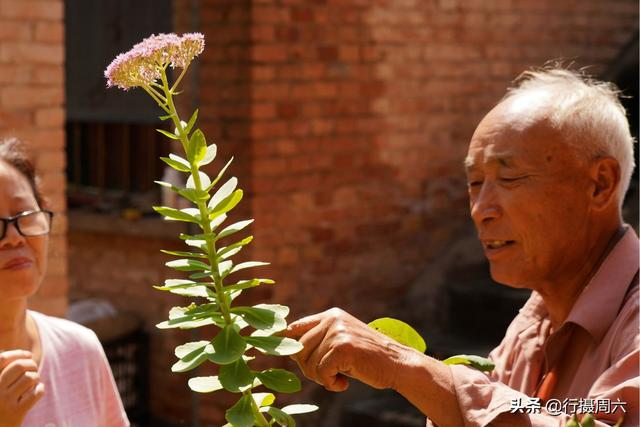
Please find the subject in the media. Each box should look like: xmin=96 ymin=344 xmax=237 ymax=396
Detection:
xmin=105 ymin=32 xmax=205 ymax=90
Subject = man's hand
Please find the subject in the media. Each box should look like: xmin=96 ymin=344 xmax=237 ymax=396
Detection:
xmin=0 ymin=350 xmax=45 ymax=427
xmin=285 ymin=307 xmax=414 ymax=392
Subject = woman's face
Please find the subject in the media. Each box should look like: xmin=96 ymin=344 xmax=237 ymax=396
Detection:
xmin=0 ymin=161 xmax=48 ymax=301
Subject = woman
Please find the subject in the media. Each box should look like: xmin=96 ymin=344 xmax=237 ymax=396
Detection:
xmin=0 ymin=138 xmax=129 ymax=426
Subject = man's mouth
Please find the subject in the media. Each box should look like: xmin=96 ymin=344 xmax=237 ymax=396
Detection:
xmin=484 ymin=240 xmax=515 ymax=250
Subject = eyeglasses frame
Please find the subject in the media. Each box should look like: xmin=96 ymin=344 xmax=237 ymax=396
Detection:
xmin=0 ymin=210 xmax=54 ymax=241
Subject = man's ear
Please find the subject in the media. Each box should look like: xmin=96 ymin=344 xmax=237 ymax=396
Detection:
xmin=588 ymin=157 xmax=621 ymax=210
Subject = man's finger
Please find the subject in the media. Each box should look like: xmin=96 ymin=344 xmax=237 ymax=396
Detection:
xmin=285 ymin=312 xmax=326 ymax=339
xmin=0 ymin=350 xmax=32 ymax=371
xmin=317 ymin=349 xmax=350 ymax=392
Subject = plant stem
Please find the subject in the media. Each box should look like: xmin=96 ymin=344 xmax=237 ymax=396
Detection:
xmin=245 ymin=390 xmax=270 ymax=427
xmin=159 ymin=67 xmax=233 ymax=326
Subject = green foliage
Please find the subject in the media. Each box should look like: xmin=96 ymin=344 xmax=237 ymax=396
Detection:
xmin=125 ymin=53 xmax=317 ymax=427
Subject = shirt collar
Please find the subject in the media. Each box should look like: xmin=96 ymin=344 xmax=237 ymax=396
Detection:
xmin=565 ymin=226 xmax=639 ymax=343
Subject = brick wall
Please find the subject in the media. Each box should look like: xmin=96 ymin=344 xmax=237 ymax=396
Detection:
xmin=68 ymin=0 xmax=638 ymax=425
xmin=0 ymin=0 xmax=67 ymax=316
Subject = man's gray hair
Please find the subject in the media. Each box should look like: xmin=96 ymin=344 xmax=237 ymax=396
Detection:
xmin=503 ymin=68 xmax=636 ymax=208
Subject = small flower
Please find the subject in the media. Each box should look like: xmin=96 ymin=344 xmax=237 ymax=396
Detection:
xmin=105 ymin=33 xmax=205 ymax=90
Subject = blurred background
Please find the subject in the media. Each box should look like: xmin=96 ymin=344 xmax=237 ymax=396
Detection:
xmin=0 ymin=0 xmax=637 ymax=425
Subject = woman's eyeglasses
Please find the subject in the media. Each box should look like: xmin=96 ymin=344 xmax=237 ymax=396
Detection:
xmin=0 ymin=210 xmax=54 ymax=240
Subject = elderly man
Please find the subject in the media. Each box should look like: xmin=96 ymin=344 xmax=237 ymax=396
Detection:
xmin=286 ymin=69 xmax=638 ymax=426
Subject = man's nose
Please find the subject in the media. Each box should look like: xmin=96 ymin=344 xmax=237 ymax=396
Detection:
xmin=470 ymin=181 xmax=502 ymax=225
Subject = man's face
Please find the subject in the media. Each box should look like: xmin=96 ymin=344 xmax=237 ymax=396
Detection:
xmin=465 ymin=102 xmax=594 ymax=290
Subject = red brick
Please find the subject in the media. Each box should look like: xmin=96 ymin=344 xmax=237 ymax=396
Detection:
xmin=252 ymin=6 xmax=289 ymax=24
xmin=0 ymin=21 xmax=31 ymax=41
xmin=276 ymin=102 xmax=300 ymax=119
xmin=32 ymin=65 xmax=63 ymax=84
xmin=251 ymin=24 xmax=276 ymax=42
xmin=252 ymin=44 xmax=288 ymax=62
xmin=290 ymin=7 xmax=314 ymax=22
xmin=0 ymin=42 xmax=63 ymax=64
xmin=250 ymin=121 xmax=288 ymax=139
xmin=317 ymin=45 xmax=338 ymax=61
xmin=35 ymin=106 xmax=64 ymax=127
xmin=252 ymin=102 xmax=276 ymax=119
xmin=0 ymin=1 xmax=63 ymax=21
xmin=0 ymin=110 xmax=32 ymax=128
xmin=1 ymin=86 xmax=63 ymax=109
xmin=34 ymin=21 xmax=63 ymax=43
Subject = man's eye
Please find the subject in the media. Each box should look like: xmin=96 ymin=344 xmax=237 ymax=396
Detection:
xmin=467 ymin=181 xmax=483 ymax=187
xmin=500 ymin=176 xmax=526 ymax=183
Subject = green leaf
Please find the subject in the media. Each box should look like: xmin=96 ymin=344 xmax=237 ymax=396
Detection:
xmin=166 ymin=258 xmax=211 ymax=272
xmin=160 ymin=155 xmax=191 ymax=172
xmin=245 ymin=336 xmax=303 ymax=356
xmin=442 ymin=355 xmax=495 ymax=372
xmin=225 ymin=278 xmax=275 ymax=292
xmin=230 ymin=261 xmax=269 ymax=275
xmin=184 ymin=109 xmax=198 ymax=135
xmin=178 ymin=188 xmax=209 ymax=203
xmin=187 ymin=129 xmax=207 ymax=164
xmin=218 ymin=260 xmax=234 ymax=278
xmin=210 ymin=213 xmax=227 ymax=231
xmin=217 ymin=219 xmax=254 ymax=241
xmin=159 ymin=113 xmax=174 ymax=121
xmin=226 ymin=395 xmax=254 ymax=427
xmin=207 ymin=325 xmax=247 ymax=365
xmin=153 ymin=206 xmax=198 ymax=223
xmin=184 ymin=302 xmax=220 ymax=317
xmin=171 ymin=351 xmax=207 ymax=372
xmin=208 ymin=156 xmax=233 ymax=190
xmin=231 ymin=304 xmax=287 ymax=333
xmin=157 ymin=316 xmax=219 ymax=329
xmin=219 ymin=358 xmax=255 ymax=392
xmin=209 ymin=189 xmax=243 ymax=220
xmin=580 ymin=414 xmax=595 ymax=427
xmin=187 ymin=171 xmax=211 ymax=190
xmin=281 ymin=404 xmax=319 ymax=415
xmin=154 ymin=279 xmax=198 ymax=290
xmin=200 ymin=144 xmax=217 ymax=166
xmin=217 ymin=236 xmax=253 ymax=260
xmin=175 ymin=340 xmax=210 ymax=359
xmin=156 ymin=128 xmax=180 ymax=140
xmin=208 ymin=177 xmax=238 ymax=210
xmin=156 ymin=306 xmax=224 ymax=329
xmin=160 ymin=250 xmax=207 ymax=259
xmin=567 ymin=415 xmax=580 ymax=427
xmin=188 ymin=375 xmax=223 ymax=393
xmin=252 ymin=393 xmax=275 ymax=408
xmin=168 ymin=286 xmax=215 ymax=298
xmin=264 ymin=406 xmax=296 ymax=427
xmin=368 ymin=317 xmax=427 ymax=353
xmin=189 ymin=271 xmax=213 ymax=280
xmin=256 ymin=369 xmax=301 ymax=393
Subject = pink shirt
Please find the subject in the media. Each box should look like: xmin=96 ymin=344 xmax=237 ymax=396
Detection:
xmin=22 ymin=311 xmax=130 ymax=427
xmin=441 ymin=228 xmax=639 ymax=427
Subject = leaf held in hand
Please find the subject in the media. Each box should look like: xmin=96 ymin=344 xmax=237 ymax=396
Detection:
xmin=368 ymin=317 xmax=427 ymax=353
xmin=442 ymin=355 xmax=495 ymax=372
